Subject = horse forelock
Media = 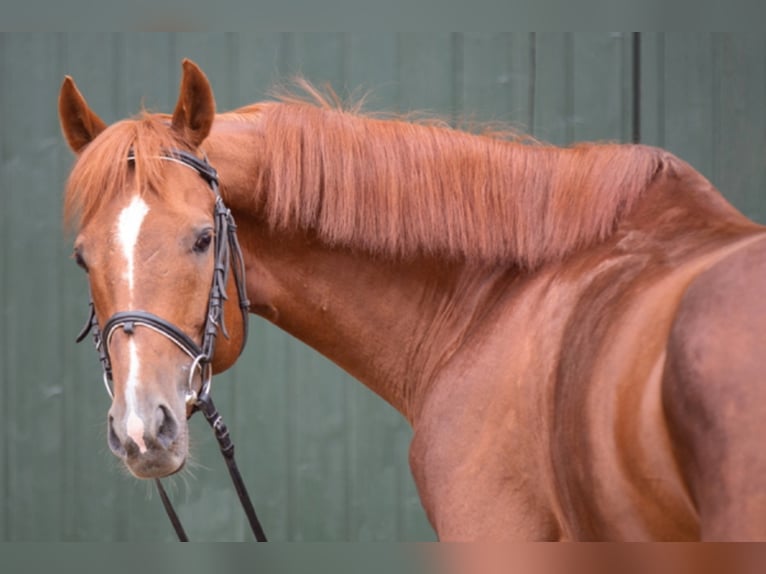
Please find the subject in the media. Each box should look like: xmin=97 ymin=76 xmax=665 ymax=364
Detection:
xmin=64 ymin=113 xmax=186 ymax=232
xmin=243 ymin=100 xmax=665 ymax=267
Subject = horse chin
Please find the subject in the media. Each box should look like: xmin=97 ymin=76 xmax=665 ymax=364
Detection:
xmin=122 ymin=428 xmax=189 ymax=479
xmin=125 ymin=451 xmax=187 ymax=480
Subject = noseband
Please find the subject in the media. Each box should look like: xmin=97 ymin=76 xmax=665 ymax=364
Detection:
xmin=76 ymin=149 xmax=266 ymax=542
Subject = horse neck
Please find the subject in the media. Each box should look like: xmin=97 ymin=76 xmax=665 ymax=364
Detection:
xmin=237 ymin=222 xmax=505 ymax=422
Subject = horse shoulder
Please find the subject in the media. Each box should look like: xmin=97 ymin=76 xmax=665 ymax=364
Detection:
xmin=663 ymin=232 xmax=766 ymax=540
xmin=407 ymin=269 xmax=577 ymax=541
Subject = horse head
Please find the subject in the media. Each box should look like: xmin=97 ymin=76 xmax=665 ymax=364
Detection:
xmin=59 ymin=60 xmax=248 ymax=479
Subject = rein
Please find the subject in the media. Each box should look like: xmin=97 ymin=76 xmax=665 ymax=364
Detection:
xmin=76 ymin=149 xmax=267 ymax=542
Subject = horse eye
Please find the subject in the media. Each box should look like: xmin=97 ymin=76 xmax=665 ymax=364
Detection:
xmin=73 ymin=250 xmax=88 ymax=272
xmin=193 ymin=231 xmax=213 ymax=254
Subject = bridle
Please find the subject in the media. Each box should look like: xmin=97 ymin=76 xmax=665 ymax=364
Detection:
xmin=76 ymin=149 xmax=267 ymax=542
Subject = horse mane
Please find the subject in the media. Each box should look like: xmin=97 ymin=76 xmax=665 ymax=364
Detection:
xmin=244 ymin=95 xmax=665 ymax=267
xmin=65 ymin=84 xmax=666 ymax=268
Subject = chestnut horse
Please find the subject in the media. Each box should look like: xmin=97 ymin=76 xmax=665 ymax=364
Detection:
xmin=58 ymin=59 xmax=766 ymax=541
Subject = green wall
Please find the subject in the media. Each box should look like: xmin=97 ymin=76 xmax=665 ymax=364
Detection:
xmin=1 ymin=33 xmax=764 ymax=541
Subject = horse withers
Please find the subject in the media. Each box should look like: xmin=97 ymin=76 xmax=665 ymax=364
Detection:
xmin=59 ymin=59 xmax=766 ymax=540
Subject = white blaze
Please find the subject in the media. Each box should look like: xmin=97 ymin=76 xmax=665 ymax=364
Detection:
xmin=116 ymin=195 xmax=150 ymax=450
xmin=117 ymin=195 xmax=150 ymax=302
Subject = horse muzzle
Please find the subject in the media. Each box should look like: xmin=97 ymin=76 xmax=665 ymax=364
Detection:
xmin=107 ymin=401 xmax=188 ymax=478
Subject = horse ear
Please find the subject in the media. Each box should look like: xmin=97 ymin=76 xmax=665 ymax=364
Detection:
xmin=171 ymin=59 xmax=216 ymax=148
xmin=58 ymin=76 xmax=107 ymax=154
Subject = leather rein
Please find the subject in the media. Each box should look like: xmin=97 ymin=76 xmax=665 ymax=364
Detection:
xmin=76 ymin=149 xmax=267 ymax=542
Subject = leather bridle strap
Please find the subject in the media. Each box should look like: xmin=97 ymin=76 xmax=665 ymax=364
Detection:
xmin=155 ymin=478 xmax=189 ymax=541
xmin=156 ymin=389 xmax=268 ymax=543
xmin=195 ymin=390 xmax=268 ymax=541
xmin=104 ymin=311 xmax=201 ymax=357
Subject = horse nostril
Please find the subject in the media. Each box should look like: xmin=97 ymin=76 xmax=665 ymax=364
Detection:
xmin=156 ymin=405 xmax=178 ymax=449
xmin=108 ymin=415 xmax=126 ymax=457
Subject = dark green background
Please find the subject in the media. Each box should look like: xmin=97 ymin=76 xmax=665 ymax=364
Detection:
xmin=1 ymin=33 xmax=764 ymax=541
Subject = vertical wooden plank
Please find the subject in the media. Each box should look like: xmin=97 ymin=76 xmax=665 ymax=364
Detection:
xmin=461 ymin=33 xmax=534 ymax=131
xmin=347 ymin=33 xmax=399 ymax=111
xmin=710 ymin=33 xmax=766 ymax=223
xmin=2 ymin=33 xmax=24 ymax=540
xmin=119 ymin=33 xmax=176 ymax=114
xmin=397 ymin=33 xmax=456 ymax=115
xmin=639 ymin=32 xmax=666 ymax=149
xmin=659 ymin=34 xmax=716 ymax=179
xmin=231 ymin=33 xmax=284 ymax=105
xmin=294 ymin=33 xmax=347 ymax=90
xmin=0 ymin=31 xmax=8 ymax=542
xmin=276 ymin=32 xmax=298 ymax=77
xmin=232 ymin=323 xmax=297 ymax=541
xmin=571 ymin=33 xmax=633 ymax=143
xmin=532 ymin=33 xmax=573 ymax=144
